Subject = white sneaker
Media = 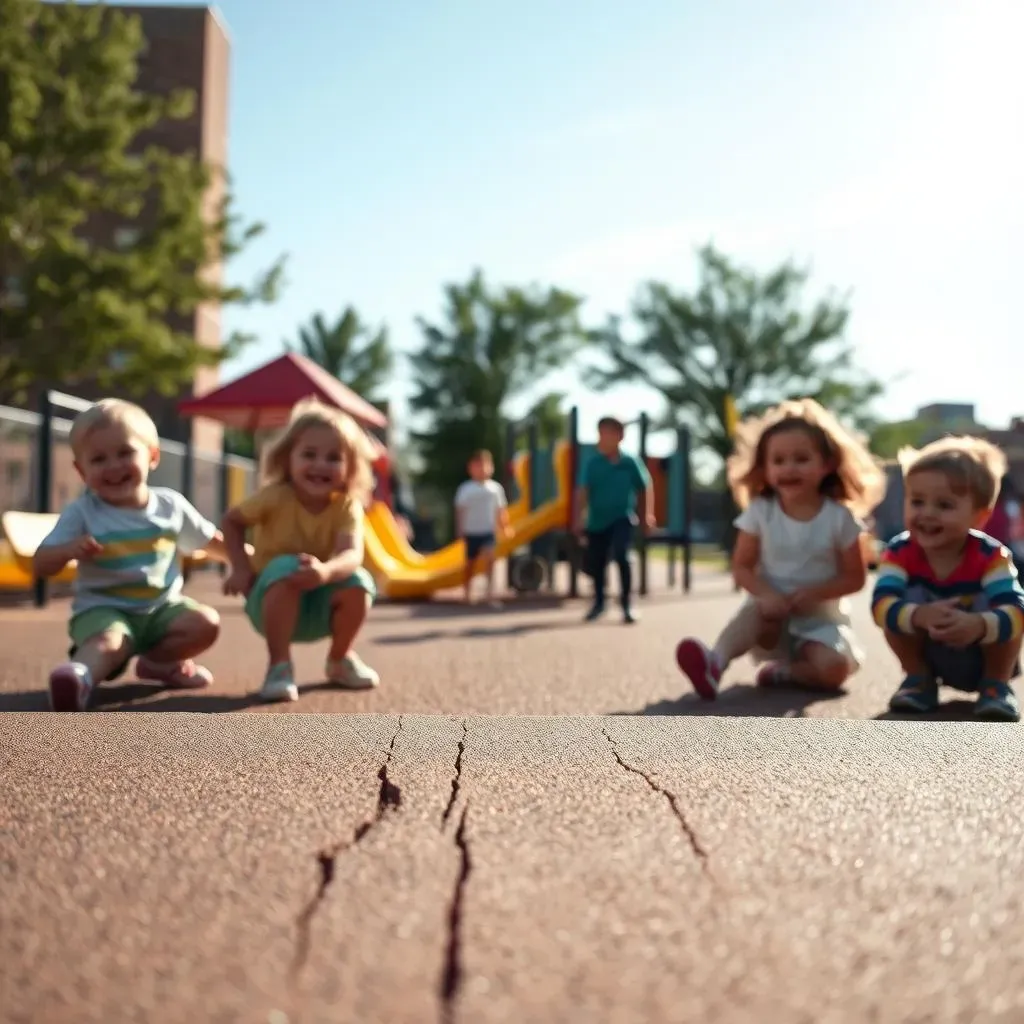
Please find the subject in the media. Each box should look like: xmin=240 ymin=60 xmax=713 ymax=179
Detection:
xmin=260 ymin=662 xmax=298 ymax=703
xmin=326 ymin=652 xmax=380 ymax=690
xmin=48 ymin=662 xmax=93 ymax=712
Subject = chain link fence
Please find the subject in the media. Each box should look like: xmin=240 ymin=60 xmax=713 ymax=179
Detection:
xmin=0 ymin=402 xmax=258 ymax=520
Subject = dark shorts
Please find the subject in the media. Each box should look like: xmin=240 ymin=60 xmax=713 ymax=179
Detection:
xmin=925 ymin=638 xmax=1021 ymax=691
xmin=464 ymin=533 xmax=496 ymax=562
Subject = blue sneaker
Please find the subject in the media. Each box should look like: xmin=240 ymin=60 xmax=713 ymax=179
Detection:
xmin=974 ymin=682 xmax=1021 ymax=722
xmin=888 ymin=674 xmax=940 ymax=713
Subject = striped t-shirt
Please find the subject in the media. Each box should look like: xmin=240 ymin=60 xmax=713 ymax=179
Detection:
xmin=39 ymin=488 xmax=217 ymax=616
xmin=871 ymin=530 xmax=1024 ymax=644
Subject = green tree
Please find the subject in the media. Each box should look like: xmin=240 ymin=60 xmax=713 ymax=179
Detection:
xmin=409 ymin=269 xmax=583 ymax=530
xmin=286 ymin=307 xmax=392 ymax=401
xmin=587 ymin=244 xmax=884 ymax=463
xmin=0 ymin=0 xmax=284 ymax=400
xmin=869 ymin=418 xmax=928 ymax=459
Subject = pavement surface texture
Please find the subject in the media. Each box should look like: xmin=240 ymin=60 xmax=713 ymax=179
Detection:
xmin=3 ymin=714 xmax=1023 ymax=1024
xmin=2 ymin=566 xmax=1023 ymax=1022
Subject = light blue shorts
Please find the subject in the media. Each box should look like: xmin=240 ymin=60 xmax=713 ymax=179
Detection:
xmin=245 ymin=554 xmax=376 ymax=643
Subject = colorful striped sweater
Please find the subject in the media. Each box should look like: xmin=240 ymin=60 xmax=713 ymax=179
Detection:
xmin=871 ymin=530 xmax=1024 ymax=644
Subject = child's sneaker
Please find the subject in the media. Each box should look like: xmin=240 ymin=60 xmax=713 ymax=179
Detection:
xmin=888 ymin=674 xmax=939 ymax=713
xmin=260 ymin=662 xmax=298 ymax=703
xmin=676 ymin=639 xmax=722 ymax=700
xmin=326 ymin=653 xmax=380 ymax=690
xmin=755 ymin=662 xmax=790 ymax=688
xmin=48 ymin=662 xmax=93 ymax=712
xmin=974 ymin=682 xmax=1021 ymax=722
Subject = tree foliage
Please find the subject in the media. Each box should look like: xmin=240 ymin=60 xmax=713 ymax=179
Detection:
xmin=0 ymin=0 xmax=284 ymax=400
xmin=869 ymin=418 xmax=928 ymax=460
xmin=587 ymin=244 xmax=884 ymax=462
xmin=408 ymin=269 xmax=583 ymax=518
xmin=286 ymin=306 xmax=392 ymax=401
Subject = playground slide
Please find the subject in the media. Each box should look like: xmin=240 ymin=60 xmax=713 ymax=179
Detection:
xmin=367 ymin=441 xmax=569 ymax=575
xmin=364 ymin=494 xmax=569 ymax=600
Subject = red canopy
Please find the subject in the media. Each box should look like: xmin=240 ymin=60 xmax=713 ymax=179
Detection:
xmin=178 ymin=352 xmax=389 ymax=432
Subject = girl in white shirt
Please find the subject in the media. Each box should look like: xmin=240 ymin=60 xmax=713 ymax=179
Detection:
xmin=677 ymin=398 xmax=886 ymax=698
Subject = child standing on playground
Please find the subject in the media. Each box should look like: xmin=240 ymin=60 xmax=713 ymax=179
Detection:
xmin=34 ymin=399 xmax=227 ymax=712
xmin=221 ymin=399 xmax=379 ymax=703
xmin=873 ymin=437 xmax=1023 ymax=721
xmin=577 ymin=416 xmax=655 ymax=624
xmin=676 ymin=398 xmax=884 ymax=697
xmin=454 ymin=449 xmax=511 ymax=605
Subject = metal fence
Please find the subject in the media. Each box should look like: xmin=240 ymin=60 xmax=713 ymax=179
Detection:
xmin=0 ymin=401 xmax=258 ymax=520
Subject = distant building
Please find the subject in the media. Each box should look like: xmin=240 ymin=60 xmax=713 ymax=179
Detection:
xmin=27 ymin=4 xmax=231 ymax=454
xmin=916 ymin=402 xmax=977 ymax=425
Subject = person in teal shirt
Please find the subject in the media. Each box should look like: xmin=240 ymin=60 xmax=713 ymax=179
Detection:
xmin=576 ymin=416 xmax=654 ymax=623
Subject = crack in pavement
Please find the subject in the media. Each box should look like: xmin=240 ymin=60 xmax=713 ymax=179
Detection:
xmin=441 ymin=720 xmax=468 ymax=827
xmin=603 ymin=728 xmax=712 ymax=877
xmin=290 ymin=717 xmax=405 ymax=986
xmin=440 ymin=803 xmax=472 ymax=1024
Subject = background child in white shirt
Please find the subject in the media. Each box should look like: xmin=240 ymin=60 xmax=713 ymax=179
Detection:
xmin=454 ymin=449 xmax=511 ymax=605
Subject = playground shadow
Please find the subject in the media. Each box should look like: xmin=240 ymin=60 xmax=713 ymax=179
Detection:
xmin=0 ymin=678 xmax=347 ymax=714
xmin=872 ymin=698 xmax=979 ymax=722
xmin=614 ymin=682 xmax=846 ymax=719
xmin=372 ymin=619 xmax=588 ymax=646
xmin=396 ymin=595 xmax=569 ymax=620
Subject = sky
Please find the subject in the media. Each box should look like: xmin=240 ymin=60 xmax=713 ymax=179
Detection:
xmin=151 ymin=0 xmax=1023 ymax=455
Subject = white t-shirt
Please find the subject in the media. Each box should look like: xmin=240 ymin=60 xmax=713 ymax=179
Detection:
xmin=455 ymin=479 xmax=507 ymax=536
xmin=735 ymin=496 xmax=862 ymax=607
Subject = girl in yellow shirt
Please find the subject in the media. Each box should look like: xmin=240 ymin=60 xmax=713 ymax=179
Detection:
xmin=222 ymin=399 xmax=379 ymax=702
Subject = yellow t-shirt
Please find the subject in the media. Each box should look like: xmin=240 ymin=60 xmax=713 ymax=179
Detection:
xmin=235 ymin=482 xmax=362 ymax=574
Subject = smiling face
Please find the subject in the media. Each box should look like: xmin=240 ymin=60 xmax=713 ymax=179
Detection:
xmin=289 ymin=425 xmax=345 ymax=502
xmin=763 ymin=425 xmax=833 ymax=505
xmin=904 ymin=469 xmax=987 ymax=553
xmin=74 ymin=422 xmax=157 ymax=507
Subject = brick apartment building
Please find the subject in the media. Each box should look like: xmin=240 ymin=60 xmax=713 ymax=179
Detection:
xmin=24 ymin=3 xmax=231 ymax=455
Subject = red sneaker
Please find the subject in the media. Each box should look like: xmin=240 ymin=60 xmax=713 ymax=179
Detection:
xmin=48 ymin=662 xmax=93 ymax=712
xmin=675 ymin=639 xmax=721 ymax=700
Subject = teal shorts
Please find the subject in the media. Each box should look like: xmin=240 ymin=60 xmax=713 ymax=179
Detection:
xmin=244 ymin=555 xmax=377 ymax=643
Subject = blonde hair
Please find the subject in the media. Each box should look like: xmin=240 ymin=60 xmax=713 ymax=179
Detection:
xmin=69 ymin=398 xmax=159 ymax=456
xmin=897 ymin=435 xmax=1007 ymax=510
xmin=261 ymin=398 xmax=375 ymax=502
xmin=727 ymin=397 xmax=886 ymax=519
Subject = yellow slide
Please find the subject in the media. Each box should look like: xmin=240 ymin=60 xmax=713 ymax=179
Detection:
xmin=367 ymin=447 xmax=537 ymax=573
xmin=364 ymin=441 xmax=572 ymax=599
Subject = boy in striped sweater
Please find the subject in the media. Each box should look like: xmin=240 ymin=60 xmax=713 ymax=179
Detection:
xmin=872 ymin=436 xmax=1023 ymax=721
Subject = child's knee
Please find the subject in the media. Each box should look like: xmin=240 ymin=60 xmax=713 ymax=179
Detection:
xmin=81 ymin=627 xmax=132 ymax=659
xmin=330 ymin=587 xmax=372 ymax=614
xmin=803 ymin=644 xmax=850 ymax=688
xmin=175 ymin=606 xmax=220 ymax=646
xmin=884 ymin=627 xmax=923 ymax=654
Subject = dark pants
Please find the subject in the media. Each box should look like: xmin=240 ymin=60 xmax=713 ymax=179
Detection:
xmin=587 ymin=517 xmax=633 ymax=608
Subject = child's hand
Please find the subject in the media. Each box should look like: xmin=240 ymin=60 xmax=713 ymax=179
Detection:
xmin=290 ymin=554 xmax=328 ymax=590
xmin=928 ymin=610 xmax=986 ymax=648
xmin=223 ymin=565 xmax=254 ymax=597
xmin=787 ymin=588 xmax=817 ymax=615
xmin=69 ymin=535 xmax=103 ymax=561
xmin=910 ymin=599 xmax=959 ymax=631
xmin=644 ymin=511 xmax=657 ymax=531
xmin=503 ymin=524 xmax=515 ymax=541
xmin=757 ymin=592 xmax=791 ymax=621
